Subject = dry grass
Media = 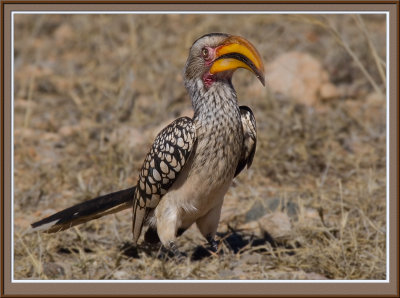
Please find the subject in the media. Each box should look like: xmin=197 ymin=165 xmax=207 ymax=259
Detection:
xmin=13 ymin=14 xmax=386 ymax=280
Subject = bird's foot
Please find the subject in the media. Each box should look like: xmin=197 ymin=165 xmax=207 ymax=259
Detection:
xmin=206 ymin=235 xmax=221 ymax=255
xmin=158 ymin=241 xmax=186 ymax=262
xmin=208 ymin=239 xmax=219 ymax=253
xmin=170 ymin=242 xmax=186 ymax=262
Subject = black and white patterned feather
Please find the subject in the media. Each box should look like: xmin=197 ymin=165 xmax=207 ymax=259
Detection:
xmin=235 ymin=105 xmax=257 ymax=177
xmin=132 ymin=117 xmax=196 ymax=243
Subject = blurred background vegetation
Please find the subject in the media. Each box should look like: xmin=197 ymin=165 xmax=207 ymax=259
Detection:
xmin=13 ymin=13 xmax=386 ymax=280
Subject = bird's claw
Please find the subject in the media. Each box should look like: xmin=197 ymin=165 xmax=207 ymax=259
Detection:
xmin=206 ymin=236 xmax=221 ymax=255
xmin=158 ymin=241 xmax=186 ymax=262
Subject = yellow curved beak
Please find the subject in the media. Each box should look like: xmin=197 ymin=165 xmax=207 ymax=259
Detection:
xmin=209 ymin=36 xmax=265 ymax=86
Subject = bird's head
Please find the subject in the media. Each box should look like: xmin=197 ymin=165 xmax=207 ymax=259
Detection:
xmin=184 ymin=33 xmax=265 ymax=89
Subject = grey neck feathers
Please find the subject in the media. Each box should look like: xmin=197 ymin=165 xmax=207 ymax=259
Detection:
xmin=184 ymin=78 xmax=239 ymax=121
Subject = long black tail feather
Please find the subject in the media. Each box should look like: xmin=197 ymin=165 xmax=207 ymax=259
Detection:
xmin=31 ymin=186 xmax=136 ymax=233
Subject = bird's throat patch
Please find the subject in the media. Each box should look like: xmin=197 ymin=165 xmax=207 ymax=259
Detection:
xmin=203 ymin=73 xmax=215 ymax=88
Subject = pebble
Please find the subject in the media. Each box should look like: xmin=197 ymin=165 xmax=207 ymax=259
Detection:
xmin=43 ymin=262 xmax=65 ymax=278
xmin=245 ymin=201 xmax=266 ymax=222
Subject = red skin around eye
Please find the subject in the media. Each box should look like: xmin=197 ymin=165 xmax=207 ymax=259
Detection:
xmin=202 ymin=47 xmax=217 ymax=87
xmin=203 ymin=46 xmax=216 ymax=66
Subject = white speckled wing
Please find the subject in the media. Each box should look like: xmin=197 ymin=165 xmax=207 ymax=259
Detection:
xmin=132 ymin=117 xmax=196 ymax=243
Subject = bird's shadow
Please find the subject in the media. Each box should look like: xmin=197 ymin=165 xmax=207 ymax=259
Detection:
xmin=190 ymin=229 xmax=278 ymax=261
xmin=119 ymin=228 xmax=294 ymax=261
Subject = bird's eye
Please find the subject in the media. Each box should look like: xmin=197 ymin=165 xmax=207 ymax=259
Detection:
xmin=202 ymin=48 xmax=209 ymax=58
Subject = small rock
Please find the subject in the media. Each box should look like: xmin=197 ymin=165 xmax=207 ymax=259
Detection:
xmin=59 ymin=125 xmax=79 ymax=137
xmin=232 ymin=268 xmax=245 ymax=279
xmin=267 ymin=270 xmax=328 ymax=280
xmin=304 ymin=208 xmax=320 ymax=222
xmin=113 ymin=270 xmax=129 ymax=280
xmin=285 ymin=201 xmax=299 ymax=219
xmin=241 ymin=253 xmax=260 ymax=265
xmin=43 ymin=262 xmax=65 ymax=278
xmin=366 ymin=91 xmax=385 ymax=104
xmin=320 ymin=83 xmax=339 ymax=100
xmin=268 ymin=51 xmax=336 ymax=106
xmin=304 ymin=272 xmax=329 ymax=280
xmin=143 ymin=275 xmax=157 ymax=280
xmin=239 ymin=220 xmax=260 ymax=233
xmin=265 ymin=197 xmax=280 ymax=212
xmin=239 ymin=212 xmax=292 ymax=241
xmin=259 ymin=212 xmax=292 ymax=240
xmin=218 ymin=269 xmax=235 ymax=279
xmin=54 ymin=24 xmax=74 ymax=44
xmin=245 ymin=201 xmax=266 ymax=222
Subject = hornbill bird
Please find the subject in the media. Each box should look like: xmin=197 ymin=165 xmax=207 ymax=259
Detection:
xmin=31 ymin=33 xmax=265 ymax=257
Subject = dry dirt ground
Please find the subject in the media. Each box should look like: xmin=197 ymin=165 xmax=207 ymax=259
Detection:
xmin=13 ymin=14 xmax=386 ymax=280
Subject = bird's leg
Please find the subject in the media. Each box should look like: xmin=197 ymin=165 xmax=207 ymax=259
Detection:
xmin=196 ymin=202 xmax=223 ymax=254
xmin=169 ymin=241 xmax=185 ymax=261
xmin=206 ymin=234 xmax=220 ymax=253
xmin=144 ymin=226 xmax=183 ymax=260
xmin=155 ymin=204 xmax=185 ymax=261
